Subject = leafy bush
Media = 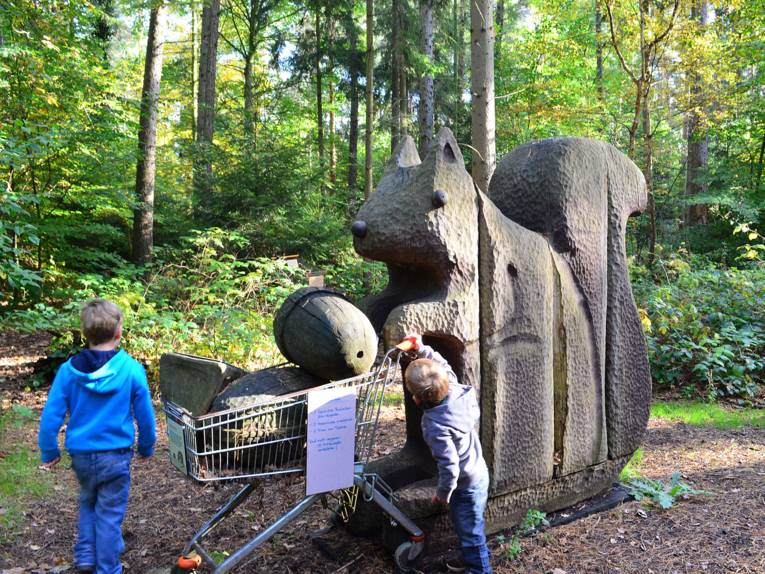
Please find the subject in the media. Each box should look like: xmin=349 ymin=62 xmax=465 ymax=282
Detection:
xmin=626 ymin=471 xmax=706 ymax=509
xmin=634 ymin=254 xmax=765 ymax=401
xmin=0 ymin=229 xmax=308 ymax=391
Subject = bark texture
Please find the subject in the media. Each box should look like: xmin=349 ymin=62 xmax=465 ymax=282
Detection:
xmin=195 ymin=0 xmax=221 ymax=205
xmin=470 ymin=0 xmax=496 ymax=193
xmin=132 ymin=3 xmax=167 ymax=264
xmin=418 ymin=0 xmax=434 ymax=155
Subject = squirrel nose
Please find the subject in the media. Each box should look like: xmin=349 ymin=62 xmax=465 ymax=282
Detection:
xmin=351 ymin=220 xmax=367 ymax=238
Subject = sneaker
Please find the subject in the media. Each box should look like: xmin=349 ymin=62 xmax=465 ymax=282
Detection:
xmin=75 ymin=566 xmax=95 ymax=574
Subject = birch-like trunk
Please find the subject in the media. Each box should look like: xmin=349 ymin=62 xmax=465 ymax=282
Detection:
xmin=470 ymin=0 xmax=496 ymax=193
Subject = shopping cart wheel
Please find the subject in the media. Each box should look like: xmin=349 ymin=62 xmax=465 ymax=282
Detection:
xmin=176 ymin=552 xmax=202 ymax=572
xmin=394 ymin=541 xmax=422 ymax=573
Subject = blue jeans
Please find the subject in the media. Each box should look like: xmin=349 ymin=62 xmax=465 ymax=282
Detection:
xmin=449 ymin=478 xmax=492 ymax=574
xmin=70 ymin=449 xmax=133 ymax=574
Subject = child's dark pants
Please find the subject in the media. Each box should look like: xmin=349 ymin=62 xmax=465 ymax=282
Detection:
xmin=449 ymin=476 xmax=492 ymax=574
xmin=71 ymin=449 xmax=133 ymax=574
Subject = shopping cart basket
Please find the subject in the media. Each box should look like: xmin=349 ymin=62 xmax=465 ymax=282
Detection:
xmin=163 ymin=347 xmax=424 ymax=573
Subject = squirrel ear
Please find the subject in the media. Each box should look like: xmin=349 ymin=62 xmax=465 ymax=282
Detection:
xmin=387 ymin=135 xmax=421 ymax=170
xmin=434 ymin=128 xmax=464 ymax=167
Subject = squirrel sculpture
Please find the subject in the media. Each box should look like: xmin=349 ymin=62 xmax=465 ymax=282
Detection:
xmin=351 ymin=127 xmax=650 ymax=534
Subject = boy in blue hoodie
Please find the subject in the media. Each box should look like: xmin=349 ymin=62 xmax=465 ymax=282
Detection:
xmin=39 ymin=299 xmax=156 ymax=574
xmin=402 ymin=334 xmax=492 ymax=574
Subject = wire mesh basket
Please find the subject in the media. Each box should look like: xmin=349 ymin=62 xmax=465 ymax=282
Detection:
xmin=163 ymin=349 xmax=398 ymax=483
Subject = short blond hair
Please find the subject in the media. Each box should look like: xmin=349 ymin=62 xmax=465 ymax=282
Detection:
xmin=80 ymin=299 xmax=122 ymax=345
xmin=405 ymin=358 xmax=449 ymax=403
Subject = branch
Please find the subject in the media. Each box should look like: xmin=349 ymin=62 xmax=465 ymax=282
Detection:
xmin=604 ymin=0 xmax=638 ymax=85
xmin=648 ymin=0 xmax=681 ymax=49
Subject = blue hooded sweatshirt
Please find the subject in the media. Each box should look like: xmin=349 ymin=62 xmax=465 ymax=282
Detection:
xmin=416 ymin=345 xmax=489 ymax=503
xmin=38 ymin=350 xmax=156 ymax=463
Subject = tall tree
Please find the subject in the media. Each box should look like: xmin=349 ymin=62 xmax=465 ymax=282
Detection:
xmin=327 ymin=6 xmax=336 ymax=182
xmin=595 ymin=0 xmax=604 ymax=102
xmin=220 ymin=0 xmax=280 ymax=143
xmin=684 ymin=0 xmax=710 ymax=225
xmin=391 ymin=0 xmax=402 ymax=151
xmin=364 ymin=0 xmax=374 ymax=198
xmin=605 ymin=0 xmax=680 ymax=263
xmin=418 ymin=0 xmax=434 ymax=154
xmin=347 ymin=9 xmax=360 ymax=193
xmin=195 ymin=0 xmax=221 ymax=207
xmin=315 ymin=3 xmax=324 ymax=163
xmin=191 ymin=3 xmax=198 ymax=139
xmin=132 ymin=3 xmax=167 ymax=264
xmin=470 ymin=0 xmax=496 ymax=193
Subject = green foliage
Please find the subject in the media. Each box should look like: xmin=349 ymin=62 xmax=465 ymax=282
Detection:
xmin=619 ymin=448 xmax=644 ymax=482
xmin=634 ymin=255 xmax=765 ymax=400
xmin=497 ymin=508 xmax=548 ymax=563
xmin=0 ymin=405 xmax=54 ymax=543
xmin=518 ymin=508 xmax=549 ymax=535
xmin=1 ymin=229 xmax=308 ymax=390
xmin=626 ymin=472 xmax=706 ymax=510
xmin=651 ymin=401 xmax=765 ymax=430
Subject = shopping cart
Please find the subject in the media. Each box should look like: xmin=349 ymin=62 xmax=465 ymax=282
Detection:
xmin=163 ymin=346 xmax=424 ymax=573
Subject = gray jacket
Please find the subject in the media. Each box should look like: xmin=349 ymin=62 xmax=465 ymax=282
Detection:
xmin=417 ymin=346 xmax=489 ymax=502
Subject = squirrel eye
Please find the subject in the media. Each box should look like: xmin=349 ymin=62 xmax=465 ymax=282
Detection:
xmin=432 ymin=189 xmax=448 ymax=208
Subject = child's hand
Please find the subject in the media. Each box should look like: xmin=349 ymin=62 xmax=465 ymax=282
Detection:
xmin=431 ymin=495 xmax=447 ymax=505
xmin=39 ymin=457 xmax=60 ymax=471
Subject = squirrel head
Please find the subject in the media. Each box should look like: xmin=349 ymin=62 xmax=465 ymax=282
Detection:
xmin=352 ymin=127 xmax=476 ymax=277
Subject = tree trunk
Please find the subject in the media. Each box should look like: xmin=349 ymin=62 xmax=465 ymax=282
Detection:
xmin=684 ymin=0 xmax=709 ymax=225
xmin=327 ymin=12 xmax=336 ymax=182
xmin=364 ymin=0 xmax=374 ymax=198
xmin=470 ymin=0 xmax=496 ymax=193
xmin=642 ymin=89 xmax=657 ymax=266
xmin=244 ymin=52 xmax=254 ymax=137
xmin=496 ymin=0 xmax=504 ymax=56
xmin=595 ymin=0 xmax=603 ymax=101
xmin=191 ymin=3 xmax=198 ymax=139
xmin=195 ymin=0 xmax=221 ymax=208
xmin=418 ymin=0 xmax=434 ymax=155
xmin=348 ymin=12 xmax=360 ymax=193
xmin=132 ymin=3 xmax=167 ymax=265
xmin=315 ymin=5 xmax=324 ymax=163
xmin=391 ymin=0 xmax=401 ymax=152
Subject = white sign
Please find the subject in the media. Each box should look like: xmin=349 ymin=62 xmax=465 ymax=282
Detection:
xmin=165 ymin=417 xmax=188 ymax=475
xmin=306 ymin=386 xmax=357 ymax=495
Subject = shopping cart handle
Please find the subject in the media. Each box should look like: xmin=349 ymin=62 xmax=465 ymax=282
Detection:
xmin=395 ymin=339 xmax=416 ymax=352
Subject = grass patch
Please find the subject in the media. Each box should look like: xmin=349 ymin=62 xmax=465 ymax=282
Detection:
xmin=0 ymin=406 xmax=54 ymax=542
xmin=619 ymin=448 xmax=644 ymax=481
xmin=382 ymin=390 xmax=405 ymax=407
xmin=651 ymin=401 xmax=765 ymax=429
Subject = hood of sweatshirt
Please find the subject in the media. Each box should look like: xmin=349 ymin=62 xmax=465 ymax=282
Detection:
xmin=424 ymin=383 xmax=480 ymax=433
xmin=64 ymin=349 xmax=131 ymax=394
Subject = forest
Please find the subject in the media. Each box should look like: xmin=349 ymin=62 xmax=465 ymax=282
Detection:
xmin=1 ymin=1 xmax=765 ymax=572
xmin=1 ymin=0 xmax=764 ymax=403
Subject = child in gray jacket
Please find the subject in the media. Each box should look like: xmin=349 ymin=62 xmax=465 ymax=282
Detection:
xmin=402 ymin=334 xmax=492 ymax=574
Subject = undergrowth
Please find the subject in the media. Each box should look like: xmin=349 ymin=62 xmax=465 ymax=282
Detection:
xmin=651 ymin=401 xmax=765 ymax=429
xmin=0 ymin=405 xmax=54 ymax=543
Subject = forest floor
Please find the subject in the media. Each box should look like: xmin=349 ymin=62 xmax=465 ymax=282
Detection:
xmin=0 ymin=331 xmax=763 ymax=574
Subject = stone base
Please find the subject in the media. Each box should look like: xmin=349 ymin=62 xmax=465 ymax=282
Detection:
xmin=357 ymin=453 xmax=633 ymax=554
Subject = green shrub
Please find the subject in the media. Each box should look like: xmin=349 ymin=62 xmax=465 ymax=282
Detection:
xmin=0 ymin=229 xmax=308 ymax=391
xmin=634 ymin=255 xmax=765 ymax=400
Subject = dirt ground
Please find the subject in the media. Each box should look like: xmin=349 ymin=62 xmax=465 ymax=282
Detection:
xmin=0 ymin=331 xmax=763 ymax=574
